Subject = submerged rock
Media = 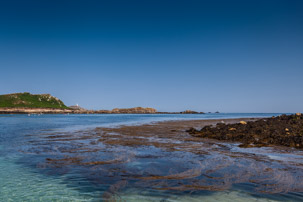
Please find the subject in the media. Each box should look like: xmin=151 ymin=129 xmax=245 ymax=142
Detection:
xmin=187 ymin=113 xmax=303 ymax=149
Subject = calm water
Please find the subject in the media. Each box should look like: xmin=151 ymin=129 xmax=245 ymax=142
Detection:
xmin=1 ymin=113 xmax=303 ymax=201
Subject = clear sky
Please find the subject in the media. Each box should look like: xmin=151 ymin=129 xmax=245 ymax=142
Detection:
xmin=0 ymin=0 xmax=302 ymax=112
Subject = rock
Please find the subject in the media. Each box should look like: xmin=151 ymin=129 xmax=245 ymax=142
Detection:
xmin=69 ymin=105 xmax=86 ymax=111
xmin=240 ymin=121 xmax=247 ymax=125
xmin=186 ymin=128 xmax=198 ymax=134
xmin=180 ymin=110 xmax=198 ymax=114
xmin=187 ymin=114 xmax=303 ymax=149
xmin=111 ymin=107 xmax=157 ymax=114
xmin=296 ymin=113 xmax=302 ymax=116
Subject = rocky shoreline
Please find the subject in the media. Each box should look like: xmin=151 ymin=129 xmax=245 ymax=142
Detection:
xmin=187 ymin=113 xmax=303 ymax=149
xmin=0 ymin=107 xmax=209 ymax=114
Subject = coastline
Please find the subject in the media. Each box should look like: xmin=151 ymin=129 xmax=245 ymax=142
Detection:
xmin=0 ymin=107 xmax=206 ymax=114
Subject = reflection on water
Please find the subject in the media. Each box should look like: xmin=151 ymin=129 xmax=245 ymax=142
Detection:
xmin=1 ymin=114 xmax=302 ymax=201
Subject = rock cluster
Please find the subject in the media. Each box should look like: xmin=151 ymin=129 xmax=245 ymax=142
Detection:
xmin=187 ymin=114 xmax=303 ymax=148
xmin=110 ymin=107 xmax=157 ymax=114
xmin=68 ymin=105 xmax=86 ymax=111
xmin=180 ymin=110 xmax=204 ymax=114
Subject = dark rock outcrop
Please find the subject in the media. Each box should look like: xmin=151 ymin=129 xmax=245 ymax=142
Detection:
xmin=187 ymin=114 xmax=303 ymax=149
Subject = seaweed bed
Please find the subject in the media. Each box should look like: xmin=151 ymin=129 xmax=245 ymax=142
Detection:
xmin=20 ymin=116 xmax=303 ymax=200
xmin=187 ymin=113 xmax=303 ymax=148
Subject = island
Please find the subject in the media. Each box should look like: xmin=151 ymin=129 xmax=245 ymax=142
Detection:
xmin=0 ymin=92 xmax=207 ymax=114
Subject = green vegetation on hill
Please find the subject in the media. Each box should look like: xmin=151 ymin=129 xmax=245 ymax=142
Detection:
xmin=0 ymin=92 xmax=69 ymax=109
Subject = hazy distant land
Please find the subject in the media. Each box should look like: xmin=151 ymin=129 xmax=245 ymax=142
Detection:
xmin=0 ymin=92 xmax=208 ymax=114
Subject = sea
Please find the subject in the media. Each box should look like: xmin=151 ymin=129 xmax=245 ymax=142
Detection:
xmin=1 ymin=113 xmax=303 ymax=201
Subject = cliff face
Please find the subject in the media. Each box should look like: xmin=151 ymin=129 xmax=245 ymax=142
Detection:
xmin=0 ymin=92 xmax=68 ymax=109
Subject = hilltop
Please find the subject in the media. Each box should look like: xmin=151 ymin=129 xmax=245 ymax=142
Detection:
xmin=0 ymin=92 xmax=69 ymax=109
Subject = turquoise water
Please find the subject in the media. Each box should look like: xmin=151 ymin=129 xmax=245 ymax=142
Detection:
xmin=1 ymin=113 xmax=303 ymax=201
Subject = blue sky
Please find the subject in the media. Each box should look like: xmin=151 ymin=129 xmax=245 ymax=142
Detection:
xmin=0 ymin=0 xmax=302 ymax=112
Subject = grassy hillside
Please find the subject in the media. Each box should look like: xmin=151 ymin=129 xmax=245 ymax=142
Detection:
xmin=0 ymin=93 xmax=69 ymax=109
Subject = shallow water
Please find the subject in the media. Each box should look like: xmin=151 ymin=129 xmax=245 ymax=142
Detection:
xmin=1 ymin=113 xmax=302 ymax=201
